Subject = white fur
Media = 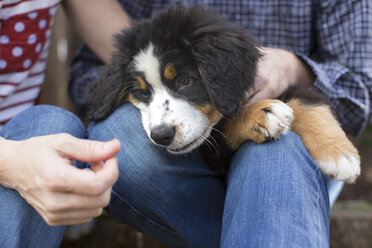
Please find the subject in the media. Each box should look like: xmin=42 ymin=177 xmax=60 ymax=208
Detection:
xmin=318 ymin=154 xmax=361 ymax=183
xmin=132 ymin=43 xmax=212 ymax=153
xmin=265 ymin=102 xmax=294 ymax=138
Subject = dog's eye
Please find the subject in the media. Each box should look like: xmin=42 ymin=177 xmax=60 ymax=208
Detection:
xmin=139 ymin=89 xmax=151 ymax=99
xmin=177 ymin=78 xmax=192 ymax=88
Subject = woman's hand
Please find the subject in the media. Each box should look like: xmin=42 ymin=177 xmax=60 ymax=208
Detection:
xmin=0 ymin=133 xmax=120 ymax=226
xmin=247 ymin=47 xmax=315 ymax=103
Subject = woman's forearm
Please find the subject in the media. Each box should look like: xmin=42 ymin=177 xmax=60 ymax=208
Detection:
xmin=63 ymin=0 xmax=132 ymax=63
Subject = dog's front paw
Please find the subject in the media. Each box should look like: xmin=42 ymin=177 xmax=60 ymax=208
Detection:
xmin=248 ymin=100 xmax=294 ymax=143
xmin=225 ymin=99 xmax=294 ymax=148
xmin=261 ymin=101 xmax=294 ymax=139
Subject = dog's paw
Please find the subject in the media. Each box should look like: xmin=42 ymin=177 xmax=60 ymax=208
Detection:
xmin=250 ymin=100 xmax=294 ymax=142
xmin=317 ymin=152 xmax=360 ymax=184
xmin=263 ymin=101 xmax=294 ymax=138
xmin=225 ymin=99 xmax=294 ymax=149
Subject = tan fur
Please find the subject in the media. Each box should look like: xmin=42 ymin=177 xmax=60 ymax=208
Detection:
xmin=287 ymin=99 xmax=359 ymax=163
xmin=137 ymin=77 xmax=147 ymax=90
xmin=225 ymin=99 xmax=282 ymax=149
xmin=197 ymin=66 xmax=203 ymax=77
xmin=164 ymin=63 xmax=177 ymax=80
xmin=116 ymin=86 xmax=129 ymax=105
xmin=194 ymin=104 xmax=223 ymax=124
xmin=224 ymin=98 xmax=359 ymax=180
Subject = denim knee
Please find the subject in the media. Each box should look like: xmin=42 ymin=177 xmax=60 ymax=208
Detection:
xmin=229 ymin=131 xmax=320 ymax=179
xmin=1 ymin=105 xmax=85 ymax=140
xmin=0 ymin=184 xmax=65 ymax=247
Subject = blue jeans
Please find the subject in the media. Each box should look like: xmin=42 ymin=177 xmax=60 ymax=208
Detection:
xmin=0 ymin=104 xmax=343 ymax=248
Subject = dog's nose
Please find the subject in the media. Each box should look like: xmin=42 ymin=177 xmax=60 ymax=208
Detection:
xmin=150 ymin=125 xmax=175 ymax=146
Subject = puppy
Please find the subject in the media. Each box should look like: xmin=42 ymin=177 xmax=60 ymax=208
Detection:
xmin=83 ymin=6 xmax=360 ymax=183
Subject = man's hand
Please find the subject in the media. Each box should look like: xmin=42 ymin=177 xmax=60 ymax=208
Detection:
xmin=247 ymin=47 xmax=315 ymax=103
xmin=0 ymin=134 xmax=120 ymax=226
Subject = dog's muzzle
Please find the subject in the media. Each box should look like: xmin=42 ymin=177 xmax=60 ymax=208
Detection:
xmin=150 ymin=125 xmax=176 ymax=146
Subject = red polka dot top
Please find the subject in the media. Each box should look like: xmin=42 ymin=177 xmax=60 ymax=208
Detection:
xmin=0 ymin=0 xmax=61 ymax=128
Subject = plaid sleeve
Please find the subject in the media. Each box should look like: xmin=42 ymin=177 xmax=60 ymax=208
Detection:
xmin=295 ymin=0 xmax=372 ymax=136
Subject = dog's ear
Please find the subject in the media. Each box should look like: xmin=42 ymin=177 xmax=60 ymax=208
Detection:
xmin=84 ymin=53 xmax=129 ymax=121
xmin=84 ymin=25 xmax=147 ymax=121
xmin=189 ymin=14 xmax=261 ymax=119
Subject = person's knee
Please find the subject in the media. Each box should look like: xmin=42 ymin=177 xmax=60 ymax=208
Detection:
xmin=239 ymin=131 xmax=303 ymax=157
xmin=229 ymin=131 xmax=319 ymax=181
xmin=2 ymin=105 xmax=85 ymax=140
xmin=88 ymin=104 xmax=144 ymax=141
xmin=87 ymin=103 xmax=166 ymax=181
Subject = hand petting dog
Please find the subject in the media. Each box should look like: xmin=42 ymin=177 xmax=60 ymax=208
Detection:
xmin=247 ymin=47 xmax=315 ymax=103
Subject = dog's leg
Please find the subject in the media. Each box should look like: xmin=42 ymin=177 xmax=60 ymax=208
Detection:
xmin=224 ymin=99 xmax=294 ymax=148
xmin=224 ymin=98 xmax=360 ymax=183
xmin=287 ymin=99 xmax=360 ymax=183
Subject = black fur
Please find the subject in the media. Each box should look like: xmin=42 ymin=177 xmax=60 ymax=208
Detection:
xmin=84 ymin=6 xmax=261 ymax=121
xmin=279 ymin=87 xmax=329 ymax=106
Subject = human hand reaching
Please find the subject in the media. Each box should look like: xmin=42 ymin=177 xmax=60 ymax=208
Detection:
xmin=247 ymin=47 xmax=315 ymax=103
xmin=0 ymin=133 xmax=120 ymax=226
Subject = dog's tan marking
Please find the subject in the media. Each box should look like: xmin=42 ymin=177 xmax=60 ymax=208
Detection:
xmin=194 ymin=104 xmax=223 ymax=124
xmin=127 ymin=93 xmax=138 ymax=105
xmin=164 ymin=63 xmax=177 ymax=80
xmin=197 ymin=66 xmax=203 ymax=77
xmin=288 ymin=99 xmax=359 ymax=160
xmin=116 ymin=85 xmax=130 ymax=105
xmin=137 ymin=77 xmax=147 ymax=90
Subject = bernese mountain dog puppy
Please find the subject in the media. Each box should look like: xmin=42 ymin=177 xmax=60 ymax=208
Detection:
xmin=84 ymin=6 xmax=360 ymax=183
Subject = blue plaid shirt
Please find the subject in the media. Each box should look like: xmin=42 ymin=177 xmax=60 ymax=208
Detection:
xmin=69 ymin=0 xmax=372 ymax=136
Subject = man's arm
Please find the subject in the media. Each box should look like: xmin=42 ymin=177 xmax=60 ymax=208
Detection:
xmin=62 ymin=0 xmax=132 ymax=63
xmin=248 ymin=0 xmax=372 ymax=136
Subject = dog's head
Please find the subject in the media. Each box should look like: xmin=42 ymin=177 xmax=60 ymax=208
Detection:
xmin=85 ymin=6 xmax=260 ymax=154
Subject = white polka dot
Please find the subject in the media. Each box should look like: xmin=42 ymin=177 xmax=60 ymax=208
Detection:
xmin=45 ymin=30 xmax=51 ymax=38
xmin=12 ymin=47 xmax=23 ymax=57
xmin=23 ymin=59 xmax=32 ymax=69
xmin=14 ymin=22 xmax=25 ymax=32
xmin=39 ymin=19 xmax=47 ymax=29
xmin=35 ymin=43 xmax=42 ymax=53
xmin=27 ymin=34 xmax=37 ymax=44
xmin=0 ymin=60 xmax=7 ymax=69
xmin=0 ymin=35 xmax=10 ymax=44
xmin=28 ymin=12 xmax=38 ymax=19
xmin=49 ymin=7 xmax=57 ymax=16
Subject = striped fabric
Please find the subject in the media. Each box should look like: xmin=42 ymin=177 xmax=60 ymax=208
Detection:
xmin=0 ymin=0 xmax=60 ymax=128
xmin=70 ymin=0 xmax=372 ymax=137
